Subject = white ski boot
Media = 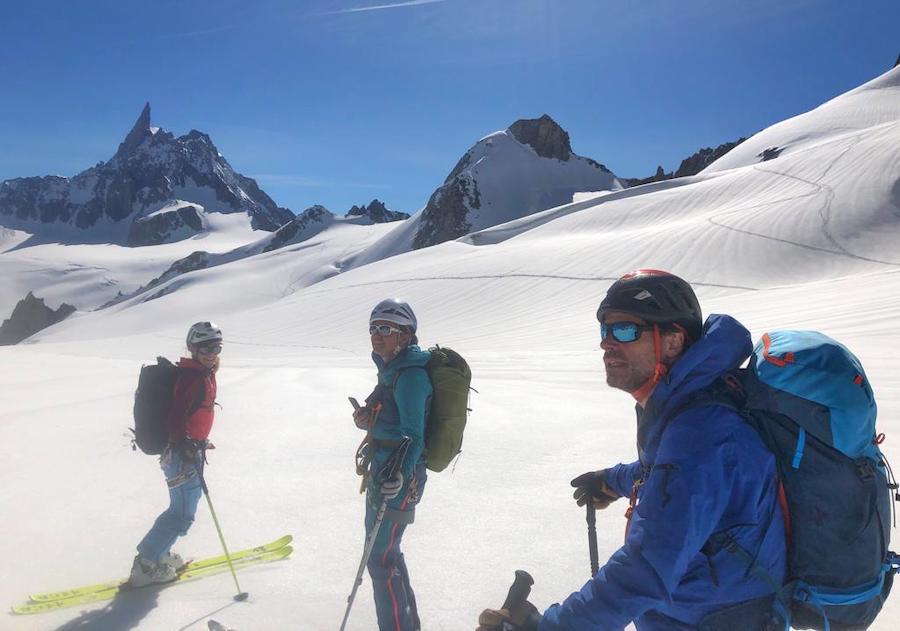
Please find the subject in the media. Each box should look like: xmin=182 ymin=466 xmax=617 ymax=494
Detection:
xmin=161 ymin=551 xmax=186 ymax=572
xmin=129 ymin=555 xmax=177 ymax=587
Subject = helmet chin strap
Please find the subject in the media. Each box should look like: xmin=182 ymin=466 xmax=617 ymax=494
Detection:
xmin=631 ymin=324 xmax=668 ymax=406
xmin=391 ymin=333 xmax=409 ymax=358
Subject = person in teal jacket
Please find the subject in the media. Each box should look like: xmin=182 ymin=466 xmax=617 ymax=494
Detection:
xmin=353 ymin=298 xmax=432 ymax=631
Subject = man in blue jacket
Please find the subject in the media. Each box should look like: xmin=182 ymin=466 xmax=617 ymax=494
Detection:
xmin=478 ymin=270 xmax=787 ymax=631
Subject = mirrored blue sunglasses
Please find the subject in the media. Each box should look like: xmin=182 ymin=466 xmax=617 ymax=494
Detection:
xmin=600 ymin=321 xmax=654 ymax=343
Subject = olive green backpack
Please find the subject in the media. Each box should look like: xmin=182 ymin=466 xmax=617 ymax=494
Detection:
xmin=422 ymin=345 xmax=472 ymax=472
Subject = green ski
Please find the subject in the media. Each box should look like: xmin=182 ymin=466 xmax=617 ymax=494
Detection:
xmin=12 ymin=545 xmax=292 ymax=615
xmin=26 ymin=534 xmax=292 ymax=603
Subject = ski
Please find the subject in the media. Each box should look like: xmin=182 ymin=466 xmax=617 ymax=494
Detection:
xmin=25 ymin=534 xmax=292 ymax=603
xmin=11 ymin=545 xmax=292 ymax=615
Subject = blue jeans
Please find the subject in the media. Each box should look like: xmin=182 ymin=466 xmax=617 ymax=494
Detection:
xmin=136 ymin=449 xmax=203 ymax=563
xmin=366 ymin=462 xmax=427 ymax=631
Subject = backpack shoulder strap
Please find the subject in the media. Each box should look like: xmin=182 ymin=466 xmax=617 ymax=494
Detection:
xmin=176 ymin=367 xmax=207 ymax=417
xmin=666 ymin=371 xmax=746 ymax=423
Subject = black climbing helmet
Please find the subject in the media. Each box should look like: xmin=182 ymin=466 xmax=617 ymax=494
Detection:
xmin=596 ymin=269 xmax=703 ymax=341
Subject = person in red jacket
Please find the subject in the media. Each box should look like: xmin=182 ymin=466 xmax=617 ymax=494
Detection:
xmin=130 ymin=321 xmax=223 ymax=586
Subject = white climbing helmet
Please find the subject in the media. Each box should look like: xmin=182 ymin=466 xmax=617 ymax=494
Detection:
xmin=369 ymin=299 xmax=417 ymax=333
xmin=186 ymin=321 xmax=223 ymax=346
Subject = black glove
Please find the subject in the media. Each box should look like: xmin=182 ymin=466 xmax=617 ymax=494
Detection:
xmin=476 ymin=601 xmax=542 ymax=631
xmin=571 ymin=469 xmax=620 ymax=510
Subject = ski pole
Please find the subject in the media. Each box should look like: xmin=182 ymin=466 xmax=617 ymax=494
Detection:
xmin=199 ymin=472 xmax=249 ymax=602
xmin=340 ymin=437 xmax=411 ymax=631
xmin=587 ymin=503 xmax=599 ymax=576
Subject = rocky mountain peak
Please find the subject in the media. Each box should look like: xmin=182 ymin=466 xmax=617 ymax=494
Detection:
xmin=0 ymin=291 xmax=76 ymax=345
xmin=182 ymin=129 xmax=214 ymax=145
xmin=413 ymin=116 xmax=620 ymax=249
xmin=346 ymin=199 xmax=409 ymax=223
xmin=116 ymin=102 xmax=153 ymax=158
xmin=508 ymin=114 xmax=572 ymax=161
xmin=0 ymin=105 xmax=294 ymax=243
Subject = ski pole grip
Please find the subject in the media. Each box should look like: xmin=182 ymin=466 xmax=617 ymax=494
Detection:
xmin=501 ymin=570 xmax=534 ymax=610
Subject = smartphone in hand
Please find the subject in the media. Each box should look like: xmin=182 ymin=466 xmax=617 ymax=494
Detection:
xmin=348 ymin=396 xmax=361 ymax=411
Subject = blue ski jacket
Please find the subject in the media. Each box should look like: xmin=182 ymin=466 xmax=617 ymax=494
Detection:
xmin=369 ymin=345 xmax=432 ymax=479
xmin=540 ymin=314 xmax=787 ymax=631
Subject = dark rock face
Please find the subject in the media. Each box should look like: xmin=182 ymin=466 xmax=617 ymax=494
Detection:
xmin=346 ymin=199 xmax=409 ymax=223
xmin=412 ymin=175 xmax=481 ymax=249
xmin=0 ymin=292 xmax=76 ymax=345
xmin=673 ymin=138 xmax=746 ymax=177
xmin=0 ymin=103 xmax=294 ymax=242
xmin=622 ymin=138 xmax=747 ymax=186
xmin=758 ymin=147 xmax=783 ymax=162
xmin=143 ymin=251 xmax=210 ymax=292
xmin=101 ymin=250 xmax=211 ymax=308
xmin=508 ymin=114 xmax=573 ymax=161
xmin=0 ymin=176 xmax=70 ymax=223
xmin=127 ymin=205 xmax=203 ymax=246
xmin=117 ymin=102 xmax=152 ymax=157
xmin=894 ymin=54 xmax=899 ymax=69
xmin=264 ymin=205 xmax=334 ymax=252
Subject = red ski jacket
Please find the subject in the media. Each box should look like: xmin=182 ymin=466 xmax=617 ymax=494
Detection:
xmin=166 ymin=358 xmax=217 ymax=442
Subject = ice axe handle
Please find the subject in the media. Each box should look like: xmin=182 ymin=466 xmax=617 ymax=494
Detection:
xmin=501 ymin=570 xmax=534 ymax=610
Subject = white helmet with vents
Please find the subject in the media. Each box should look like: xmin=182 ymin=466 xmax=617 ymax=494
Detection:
xmin=186 ymin=321 xmax=223 ymax=346
xmin=369 ymin=299 xmax=417 ymax=333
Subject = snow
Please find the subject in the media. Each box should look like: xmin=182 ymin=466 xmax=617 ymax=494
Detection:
xmin=0 ymin=215 xmax=262 ymax=315
xmin=2 ymin=66 xmax=900 ymax=630
xmin=172 ymin=179 xmax=244 ymax=215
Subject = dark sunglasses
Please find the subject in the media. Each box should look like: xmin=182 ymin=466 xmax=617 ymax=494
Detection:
xmin=369 ymin=324 xmax=403 ymax=336
xmin=197 ymin=343 xmax=223 ymax=355
xmin=600 ymin=322 xmax=654 ymax=343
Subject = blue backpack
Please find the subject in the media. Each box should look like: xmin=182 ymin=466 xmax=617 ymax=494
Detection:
xmin=709 ymin=331 xmax=899 ymax=630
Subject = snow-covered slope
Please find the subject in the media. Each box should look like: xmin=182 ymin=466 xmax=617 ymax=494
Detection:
xmin=2 ymin=68 xmax=900 ymax=630
xmin=706 ymin=66 xmax=900 ymax=173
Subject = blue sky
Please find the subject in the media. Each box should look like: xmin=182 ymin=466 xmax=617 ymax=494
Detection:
xmin=1 ymin=0 xmax=897 ymax=216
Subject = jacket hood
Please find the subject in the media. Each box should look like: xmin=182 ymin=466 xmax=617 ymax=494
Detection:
xmin=638 ymin=313 xmax=752 ymax=462
xmin=372 ymin=345 xmax=431 ymax=382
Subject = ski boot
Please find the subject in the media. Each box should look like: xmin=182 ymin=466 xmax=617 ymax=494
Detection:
xmin=128 ymin=555 xmax=177 ymax=587
xmin=161 ymin=551 xmax=187 ymax=572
